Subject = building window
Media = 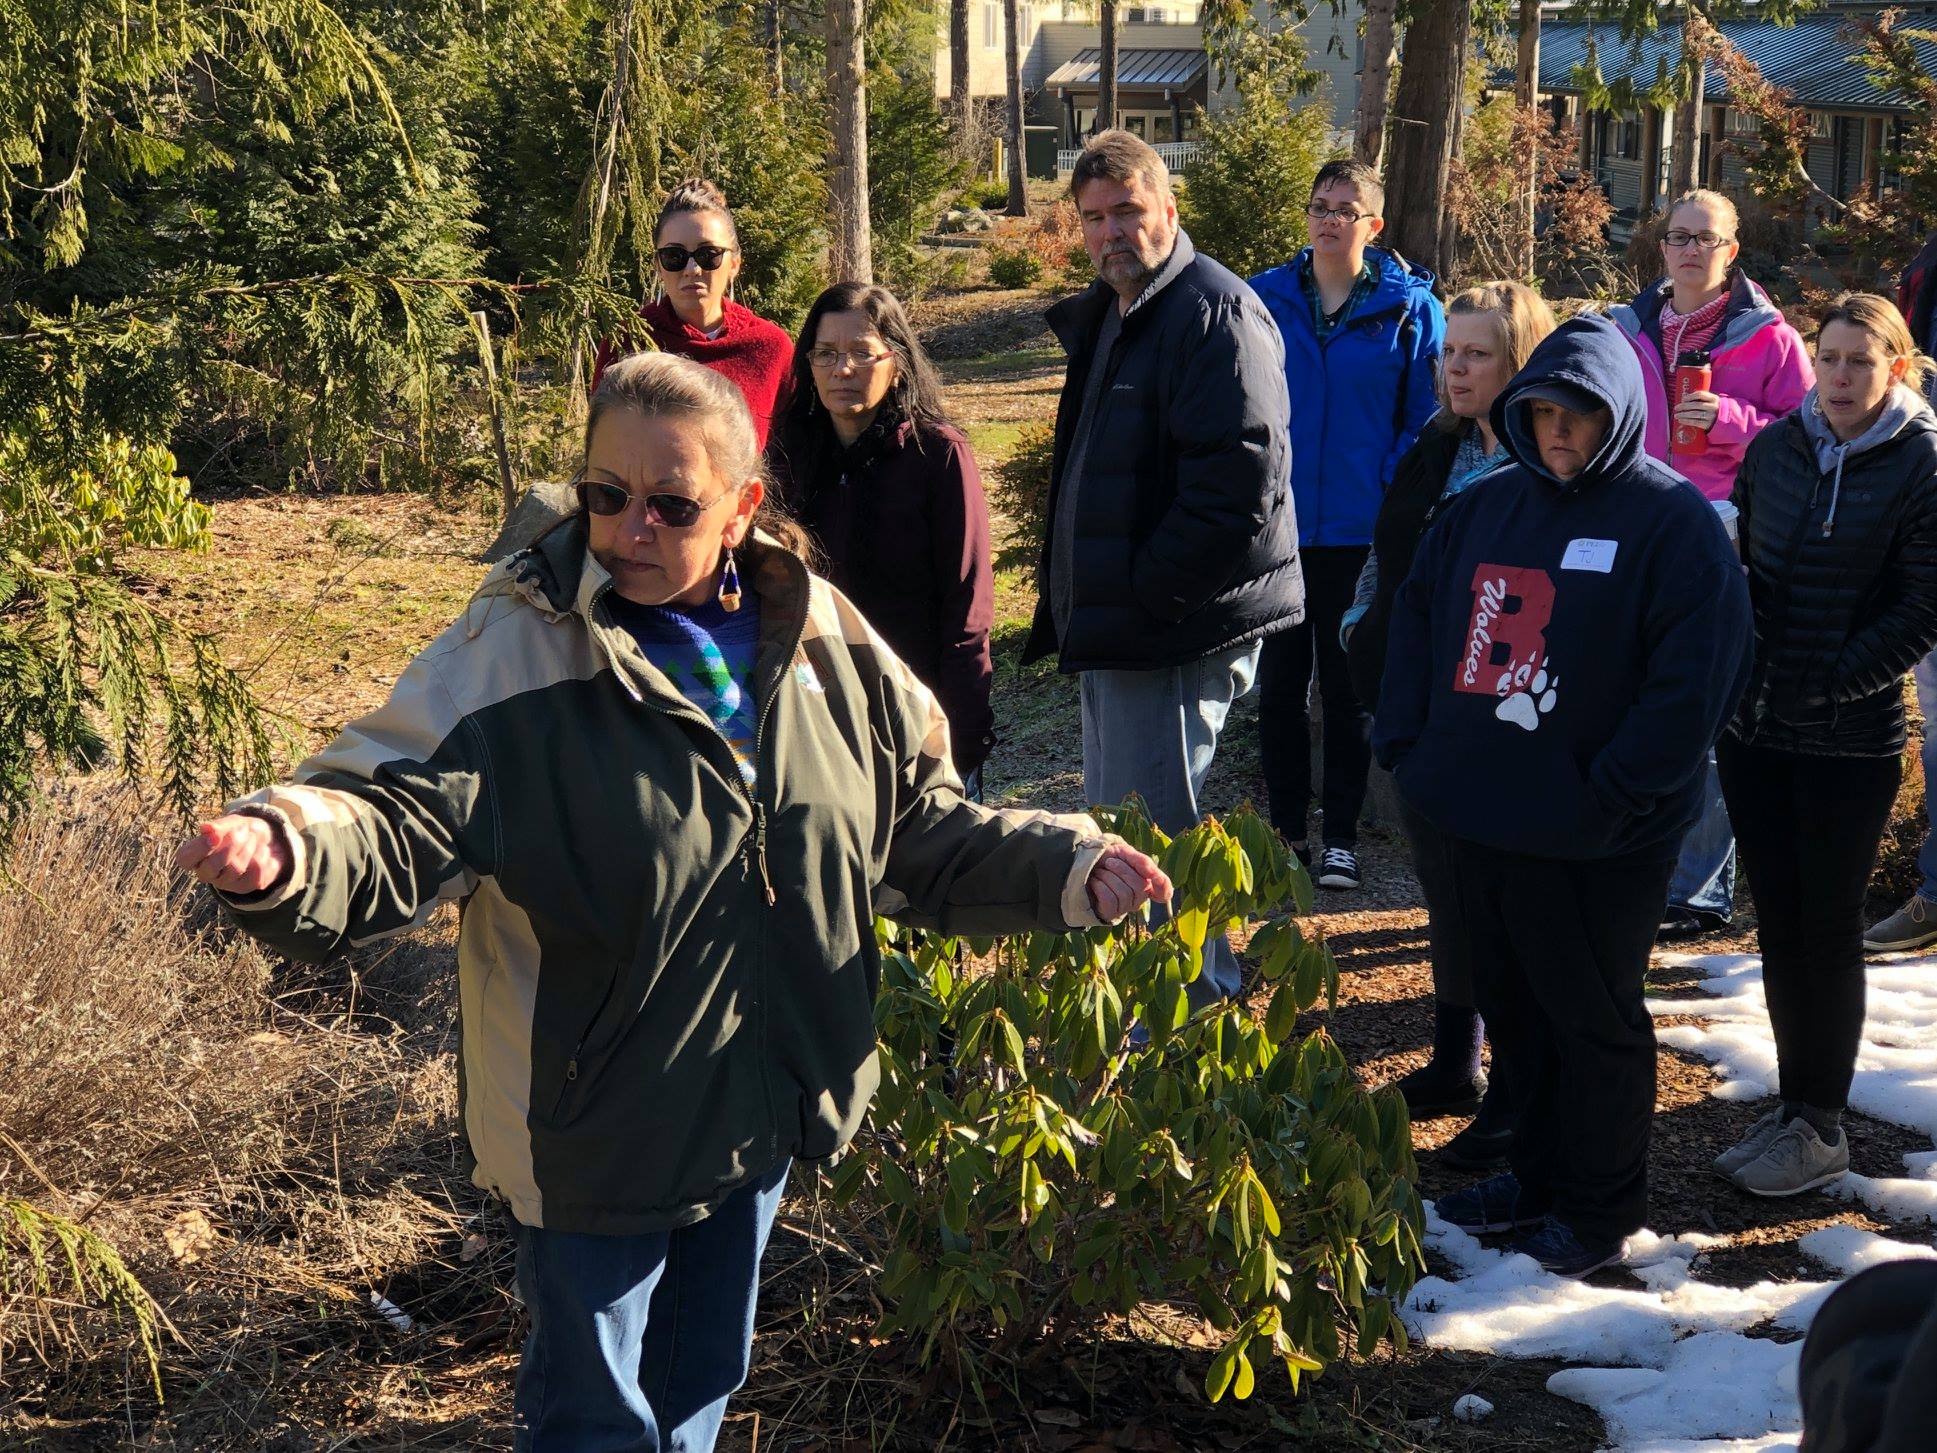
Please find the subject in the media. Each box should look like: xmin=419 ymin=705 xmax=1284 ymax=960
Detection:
xmin=1809 ymin=111 xmax=1832 ymax=140
xmin=1125 ymin=114 xmax=1147 ymax=138
xmin=982 ymin=2 xmax=997 ymax=49
xmin=1154 ymin=113 xmax=1175 ymax=142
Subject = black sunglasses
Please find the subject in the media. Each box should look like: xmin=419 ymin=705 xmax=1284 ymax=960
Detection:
xmin=655 ymin=243 xmax=733 ymax=273
xmin=575 ymin=476 xmax=731 ymax=528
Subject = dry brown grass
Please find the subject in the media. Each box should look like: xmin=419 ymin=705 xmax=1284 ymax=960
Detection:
xmin=0 ymin=787 xmax=513 ymax=1447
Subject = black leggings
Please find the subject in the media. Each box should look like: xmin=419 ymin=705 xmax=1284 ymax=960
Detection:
xmin=1258 ymin=545 xmax=1373 ymax=847
xmin=1717 ymin=737 xmax=1900 ymax=1112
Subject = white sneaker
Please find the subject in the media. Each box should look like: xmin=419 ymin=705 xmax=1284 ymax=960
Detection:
xmin=1731 ymin=1118 xmax=1850 ymax=1198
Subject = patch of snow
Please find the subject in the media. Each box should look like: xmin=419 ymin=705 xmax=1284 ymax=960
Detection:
xmin=1826 ymin=1171 xmax=1937 ymax=1225
xmin=1409 ymin=949 xmax=1937 ymax=1451
xmin=1546 ymin=1333 xmax=1797 ymax=1445
xmin=1796 ymin=1224 xmax=1937 ymax=1274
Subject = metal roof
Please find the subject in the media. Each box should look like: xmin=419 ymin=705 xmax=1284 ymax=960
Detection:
xmin=1531 ymin=10 xmax=1937 ymax=112
xmin=1045 ymin=47 xmax=1208 ymax=91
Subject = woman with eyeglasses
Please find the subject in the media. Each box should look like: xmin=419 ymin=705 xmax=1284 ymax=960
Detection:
xmin=768 ymin=282 xmax=998 ymax=790
xmin=592 ymin=177 xmax=795 ymax=447
xmin=174 ymin=349 xmax=1168 ymax=1450
xmin=1612 ymin=187 xmax=1814 ymax=942
xmin=1247 ymin=157 xmax=1446 ymax=892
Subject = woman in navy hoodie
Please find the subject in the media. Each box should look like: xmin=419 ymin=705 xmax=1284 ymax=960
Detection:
xmin=1374 ymin=312 xmax=1753 ymax=1278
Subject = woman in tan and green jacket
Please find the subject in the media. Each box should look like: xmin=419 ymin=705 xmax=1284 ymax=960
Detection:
xmin=176 ymin=351 xmax=1169 ymax=1451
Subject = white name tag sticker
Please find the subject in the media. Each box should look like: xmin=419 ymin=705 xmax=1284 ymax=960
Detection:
xmin=1561 ymin=538 xmax=1618 ymax=573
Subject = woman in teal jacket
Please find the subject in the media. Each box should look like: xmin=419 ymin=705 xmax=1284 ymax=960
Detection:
xmin=1248 ymin=159 xmax=1444 ymax=891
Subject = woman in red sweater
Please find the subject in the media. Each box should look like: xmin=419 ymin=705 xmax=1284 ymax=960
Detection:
xmin=767 ymin=282 xmax=997 ymax=789
xmin=593 ymin=179 xmax=794 ymax=447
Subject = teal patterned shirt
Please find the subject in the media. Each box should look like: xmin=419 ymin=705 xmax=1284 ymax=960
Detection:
xmin=606 ymin=593 xmax=762 ymax=786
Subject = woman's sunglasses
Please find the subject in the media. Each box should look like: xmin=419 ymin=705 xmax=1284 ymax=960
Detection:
xmin=575 ymin=476 xmax=731 ymax=528
xmin=655 ymin=244 xmax=733 ymax=273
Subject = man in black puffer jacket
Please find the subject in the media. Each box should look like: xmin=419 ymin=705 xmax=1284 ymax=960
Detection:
xmin=1026 ymin=129 xmax=1303 ymax=1004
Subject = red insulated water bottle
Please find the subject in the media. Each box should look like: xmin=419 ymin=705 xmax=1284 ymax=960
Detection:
xmin=1673 ymin=349 xmax=1713 ymax=456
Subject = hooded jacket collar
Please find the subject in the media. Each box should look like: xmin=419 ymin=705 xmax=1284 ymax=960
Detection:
xmin=1620 ymin=271 xmax=1784 ymax=358
xmin=1285 ymin=244 xmax=1437 ymax=325
xmin=481 ymin=512 xmax=808 ymax=651
xmin=1494 ymin=311 xmax=1652 ymax=493
xmin=1800 ymin=381 xmax=1935 ymax=471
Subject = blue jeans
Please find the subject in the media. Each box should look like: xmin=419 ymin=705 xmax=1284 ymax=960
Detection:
xmin=511 ymin=1160 xmax=790 ymax=1452
xmin=1916 ymin=650 xmax=1937 ymax=900
xmin=1667 ymin=750 xmax=1735 ymax=921
xmin=1080 ymin=640 xmax=1262 ymax=1003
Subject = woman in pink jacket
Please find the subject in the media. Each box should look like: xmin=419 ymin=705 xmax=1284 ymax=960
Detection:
xmin=1613 ymin=187 xmax=1814 ymax=940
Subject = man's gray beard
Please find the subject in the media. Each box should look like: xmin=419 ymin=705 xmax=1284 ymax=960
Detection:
xmin=1103 ymin=253 xmax=1155 ymax=295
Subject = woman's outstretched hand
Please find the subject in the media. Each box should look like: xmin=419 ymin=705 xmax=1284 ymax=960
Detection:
xmin=174 ymin=814 xmax=290 ymax=895
xmin=1085 ymin=841 xmax=1173 ymax=923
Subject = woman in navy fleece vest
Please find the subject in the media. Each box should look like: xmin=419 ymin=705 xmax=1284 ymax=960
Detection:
xmin=1374 ymin=312 xmax=1753 ymax=1278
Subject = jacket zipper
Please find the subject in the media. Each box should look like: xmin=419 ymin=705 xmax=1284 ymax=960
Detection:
xmin=744 ymin=801 xmax=776 ymax=905
xmin=592 ymin=580 xmax=803 ymax=909
xmin=1755 ymin=428 xmax=1829 ymax=729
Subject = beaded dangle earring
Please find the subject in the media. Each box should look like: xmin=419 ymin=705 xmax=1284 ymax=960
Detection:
xmin=719 ymin=546 xmax=743 ymax=613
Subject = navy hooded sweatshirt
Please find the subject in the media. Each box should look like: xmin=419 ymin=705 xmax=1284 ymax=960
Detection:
xmin=1372 ymin=312 xmax=1754 ymax=861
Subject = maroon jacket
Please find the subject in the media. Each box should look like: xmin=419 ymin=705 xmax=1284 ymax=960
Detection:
xmin=592 ymin=297 xmax=794 ymax=448
xmin=771 ymin=416 xmax=996 ymax=773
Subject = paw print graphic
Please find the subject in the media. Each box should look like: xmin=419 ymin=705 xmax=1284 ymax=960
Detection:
xmin=1495 ymin=667 xmax=1559 ymax=732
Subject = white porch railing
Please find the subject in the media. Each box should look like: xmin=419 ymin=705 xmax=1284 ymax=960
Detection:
xmin=1056 ymin=140 xmax=1202 ymax=175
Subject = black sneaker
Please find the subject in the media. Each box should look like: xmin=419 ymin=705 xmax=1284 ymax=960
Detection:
xmin=1289 ymin=841 xmax=1313 ymax=869
xmin=1317 ymin=845 xmax=1360 ymax=890
xmin=1658 ymin=907 xmax=1730 ymax=942
xmin=1394 ymin=1062 xmax=1487 ymax=1120
xmin=1440 ymin=1122 xmax=1514 ymax=1172
xmin=1434 ymin=1172 xmax=1549 ymax=1235
xmin=1511 ymin=1215 xmax=1628 ymax=1278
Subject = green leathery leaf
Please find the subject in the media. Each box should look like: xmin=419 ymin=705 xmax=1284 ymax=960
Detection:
xmin=1265 ymin=978 xmax=1302 ymax=1042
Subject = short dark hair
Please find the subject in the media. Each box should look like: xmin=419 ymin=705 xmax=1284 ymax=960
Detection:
xmin=1310 ymin=158 xmax=1385 ymax=217
xmin=1069 ymin=128 xmax=1170 ymax=205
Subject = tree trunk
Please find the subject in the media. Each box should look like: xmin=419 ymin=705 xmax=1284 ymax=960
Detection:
xmin=1383 ymin=0 xmax=1472 ymax=280
xmin=1439 ymin=82 xmax=1465 ymax=284
xmin=826 ymin=0 xmax=872 ymax=281
xmin=1098 ymin=1 xmax=1118 ymax=134
xmin=769 ymin=0 xmax=786 ymax=100
xmin=1669 ymin=11 xmax=1705 ymax=197
xmin=1516 ymin=0 xmax=1541 ymax=277
xmin=950 ymin=0 xmax=971 ymax=131
xmin=1003 ymin=0 xmax=1028 ymax=216
xmin=1356 ymin=0 xmax=1399 ymax=167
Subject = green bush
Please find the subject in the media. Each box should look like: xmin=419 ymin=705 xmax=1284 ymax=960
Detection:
xmin=831 ymin=803 xmax=1425 ymax=1398
xmin=962 ymin=178 xmax=1014 ymax=211
xmin=1177 ymin=32 xmax=1334 ymax=279
xmin=988 ymin=421 xmax=1056 ymax=571
xmin=987 ymin=244 xmax=1045 ymax=290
